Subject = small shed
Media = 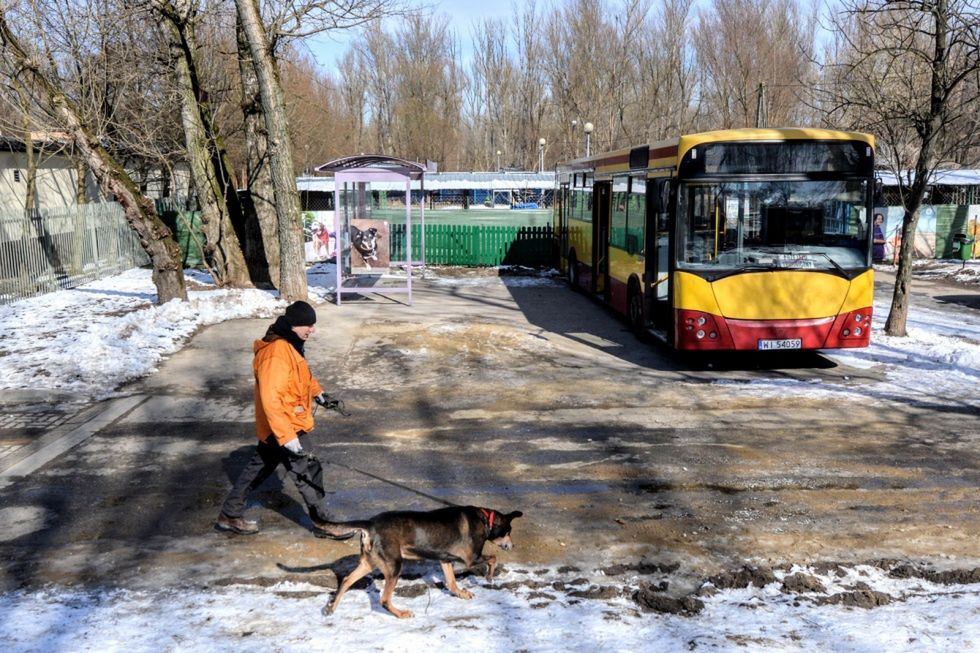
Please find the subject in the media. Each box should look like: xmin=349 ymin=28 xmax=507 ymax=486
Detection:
xmin=314 ymin=155 xmax=432 ymax=305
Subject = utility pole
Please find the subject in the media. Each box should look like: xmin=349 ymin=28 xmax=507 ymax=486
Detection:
xmin=755 ymin=83 xmax=767 ymax=128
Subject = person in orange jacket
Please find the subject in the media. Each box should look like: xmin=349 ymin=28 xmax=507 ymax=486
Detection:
xmin=216 ymin=300 xmax=342 ymax=537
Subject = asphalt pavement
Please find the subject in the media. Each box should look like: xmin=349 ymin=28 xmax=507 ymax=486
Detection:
xmin=0 ymin=268 xmax=977 ymax=596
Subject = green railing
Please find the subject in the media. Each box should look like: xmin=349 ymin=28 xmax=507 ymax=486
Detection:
xmin=389 ymin=223 xmax=555 ymax=267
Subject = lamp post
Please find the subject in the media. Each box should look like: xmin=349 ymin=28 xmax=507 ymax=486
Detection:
xmin=496 ymin=150 xmax=501 ymax=172
xmin=571 ymin=119 xmax=578 ymax=157
xmin=584 ymin=122 xmax=594 ymax=157
xmin=538 ymin=137 xmax=546 ymax=173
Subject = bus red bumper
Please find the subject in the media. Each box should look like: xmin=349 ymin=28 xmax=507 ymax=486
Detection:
xmin=675 ymin=307 xmax=873 ymax=351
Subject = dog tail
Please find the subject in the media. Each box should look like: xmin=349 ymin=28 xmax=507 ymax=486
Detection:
xmin=322 ymin=520 xmax=372 ymax=548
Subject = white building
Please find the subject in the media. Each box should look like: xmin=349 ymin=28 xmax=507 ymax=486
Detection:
xmin=0 ymin=136 xmax=95 ymax=211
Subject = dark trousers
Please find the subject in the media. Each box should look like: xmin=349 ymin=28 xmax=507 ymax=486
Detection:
xmin=220 ymin=433 xmax=329 ymax=522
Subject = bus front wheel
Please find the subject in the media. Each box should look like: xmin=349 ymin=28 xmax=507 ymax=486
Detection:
xmin=567 ymin=252 xmax=579 ymax=290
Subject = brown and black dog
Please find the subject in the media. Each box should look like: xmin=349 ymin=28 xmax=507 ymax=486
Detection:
xmin=321 ymin=505 xmax=523 ymax=619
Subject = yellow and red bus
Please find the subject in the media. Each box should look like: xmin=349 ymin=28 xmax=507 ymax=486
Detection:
xmin=554 ymin=128 xmax=876 ymax=351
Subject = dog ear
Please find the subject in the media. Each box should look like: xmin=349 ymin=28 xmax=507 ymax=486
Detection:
xmin=507 ymin=511 xmax=523 ymax=520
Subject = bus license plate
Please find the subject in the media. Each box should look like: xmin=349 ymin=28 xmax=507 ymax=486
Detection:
xmin=758 ymin=338 xmax=802 ymax=350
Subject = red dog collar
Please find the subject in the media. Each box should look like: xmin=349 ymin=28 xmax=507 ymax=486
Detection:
xmin=480 ymin=508 xmax=495 ymax=530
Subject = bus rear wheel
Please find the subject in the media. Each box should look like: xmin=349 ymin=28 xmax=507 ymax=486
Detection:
xmin=628 ymin=282 xmax=645 ymax=335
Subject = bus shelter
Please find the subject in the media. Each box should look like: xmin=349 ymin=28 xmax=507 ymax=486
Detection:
xmin=314 ymin=155 xmax=431 ymax=305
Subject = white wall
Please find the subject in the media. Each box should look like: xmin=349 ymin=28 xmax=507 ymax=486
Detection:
xmin=0 ymin=150 xmax=85 ymax=211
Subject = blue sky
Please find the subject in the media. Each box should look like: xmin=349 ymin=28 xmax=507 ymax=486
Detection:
xmin=306 ymin=0 xmax=517 ymax=72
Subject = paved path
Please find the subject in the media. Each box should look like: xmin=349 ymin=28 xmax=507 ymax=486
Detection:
xmin=0 ymin=270 xmax=976 ymax=596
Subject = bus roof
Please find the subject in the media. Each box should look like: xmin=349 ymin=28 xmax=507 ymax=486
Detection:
xmin=556 ymin=127 xmax=875 ymax=176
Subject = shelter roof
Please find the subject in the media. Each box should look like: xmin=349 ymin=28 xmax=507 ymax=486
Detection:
xmin=315 ymin=155 xmax=432 ymax=179
xmin=297 ymin=170 xmax=555 ymax=192
xmin=878 ymin=169 xmax=980 ymax=187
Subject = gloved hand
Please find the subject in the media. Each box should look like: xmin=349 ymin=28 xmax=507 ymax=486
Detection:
xmin=283 ymin=437 xmax=303 ymax=454
xmin=314 ymin=392 xmax=350 ymax=416
xmin=315 ymin=392 xmax=341 ymax=410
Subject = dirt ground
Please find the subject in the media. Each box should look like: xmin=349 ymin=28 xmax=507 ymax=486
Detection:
xmin=0 ymin=267 xmax=977 ymax=598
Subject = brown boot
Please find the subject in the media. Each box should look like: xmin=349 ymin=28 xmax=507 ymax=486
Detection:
xmin=216 ymin=513 xmax=259 ymax=535
xmin=310 ymin=514 xmax=355 ymax=540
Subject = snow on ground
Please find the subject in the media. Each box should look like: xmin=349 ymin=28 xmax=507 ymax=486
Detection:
xmin=0 ymin=266 xmax=336 ymax=400
xmin=0 ymin=563 xmax=977 ymax=652
xmin=1 ymin=262 xmax=978 ymax=407
xmin=1 ymin=261 xmax=978 ymax=651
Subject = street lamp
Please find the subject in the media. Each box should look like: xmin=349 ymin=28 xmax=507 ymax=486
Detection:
xmin=496 ymin=150 xmax=501 ymax=172
xmin=538 ymin=137 xmax=546 ymax=173
xmin=584 ymin=122 xmax=594 ymax=157
xmin=571 ymin=119 xmax=578 ymax=157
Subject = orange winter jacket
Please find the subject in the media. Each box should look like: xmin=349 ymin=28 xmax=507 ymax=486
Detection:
xmin=253 ymin=337 xmax=323 ymax=445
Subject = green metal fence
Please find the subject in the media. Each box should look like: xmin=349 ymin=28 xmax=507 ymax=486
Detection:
xmin=389 ymin=223 xmax=555 ymax=267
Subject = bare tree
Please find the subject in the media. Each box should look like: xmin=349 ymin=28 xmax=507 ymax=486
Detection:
xmin=543 ymin=0 xmax=627 ymax=159
xmin=234 ymin=0 xmax=308 ymax=300
xmin=337 ymin=48 xmax=369 ymax=153
xmin=151 ymin=0 xmax=252 ymax=288
xmin=0 ymin=5 xmax=187 ymax=302
xmin=467 ymin=17 xmax=515 ymax=168
xmin=819 ymin=0 xmax=980 ymax=336
xmin=636 ymin=0 xmax=700 ymax=139
xmin=361 ymin=24 xmax=397 ymax=155
xmin=235 ymin=13 xmax=280 ymax=288
xmin=694 ymin=0 xmax=815 ymax=128
xmin=510 ymin=3 xmax=548 ymax=169
xmin=386 ymin=14 xmax=464 ymax=165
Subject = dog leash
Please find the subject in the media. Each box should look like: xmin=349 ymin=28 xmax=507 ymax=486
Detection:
xmin=311 ymin=392 xmax=455 ymax=507
xmin=322 ymin=457 xmax=456 ymax=508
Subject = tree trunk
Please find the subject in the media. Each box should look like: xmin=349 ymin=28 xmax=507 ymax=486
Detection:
xmin=884 ymin=207 xmax=918 ymax=338
xmin=75 ymin=158 xmax=87 ymax=204
xmin=23 ymin=128 xmax=36 ymax=211
xmin=236 ymin=15 xmax=280 ymax=289
xmin=234 ymin=0 xmax=307 ymax=301
xmin=0 ymin=12 xmax=186 ymax=303
xmin=156 ymin=0 xmax=251 ymax=288
xmin=14 ymin=81 xmax=38 ymax=211
xmin=884 ymin=0 xmax=950 ymax=337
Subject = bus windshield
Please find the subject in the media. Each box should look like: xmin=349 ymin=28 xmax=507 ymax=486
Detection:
xmin=676 ymin=179 xmax=869 ymax=272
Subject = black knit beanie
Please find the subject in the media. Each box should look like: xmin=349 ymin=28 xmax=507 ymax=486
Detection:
xmin=284 ymin=300 xmax=316 ymax=327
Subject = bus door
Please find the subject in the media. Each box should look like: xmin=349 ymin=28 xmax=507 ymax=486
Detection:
xmin=557 ymin=182 xmax=569 ymax=272
xmin=645 ymin=178 xmax=672 ymax=337
xmin=592 ymin=181 xmax=611 ymax=298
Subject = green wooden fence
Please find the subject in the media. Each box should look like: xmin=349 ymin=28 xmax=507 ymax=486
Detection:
xmin=389 ymin=223 xmax=555 ymax=266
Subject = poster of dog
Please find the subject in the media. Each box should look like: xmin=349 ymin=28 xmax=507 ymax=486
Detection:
xmin=350 ymin=219 xmax=390 ymax=272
